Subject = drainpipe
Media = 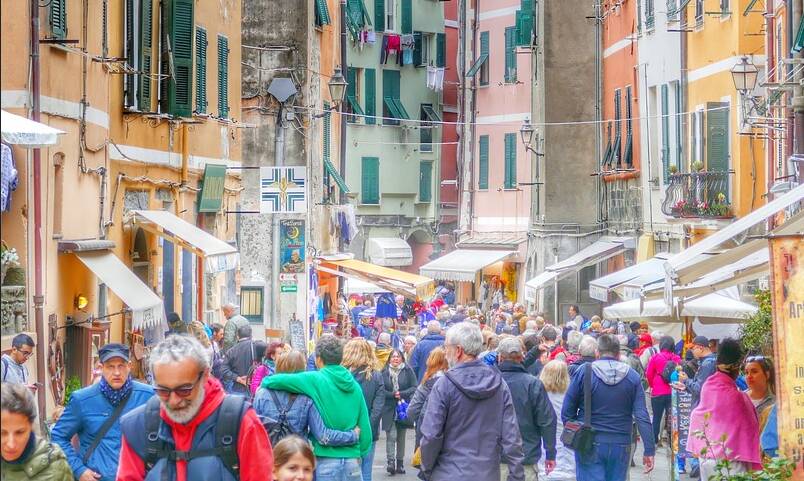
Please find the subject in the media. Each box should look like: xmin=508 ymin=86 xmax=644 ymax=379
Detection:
xmin=272 ymin=107 xmax=286 ymax=328
xmin=30 ymin=0 xmax=47 ymax=425
xmin=787 ymin=0 xmax=795 ymax=165
xmin=793 ymin=0 xmax=804 ymax=157
xmin=181 ymin=123 xmax=189 ymax=184
xmin=339 ymin=0 xmax=348 ymax=206
xmin=594 ymin=0 xmax=603 ymax=224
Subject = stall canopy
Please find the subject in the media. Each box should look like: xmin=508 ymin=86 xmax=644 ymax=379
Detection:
xmin=75 ymin=251 xmax=166 ymax=329
xmin=419 ymin=249 xmax=514 ymax=282
xmin=366 ymin=237 xmax=413 ymax=267
xmin=524 ymin=236 xmax=636 ymax=299
xmin=1 ymin=109 xmax=65 ymax=147
xmin=129 ymin=210 xmax=238 ymax=273
xmin=588 ymin=253 xmax=671 ymax=301
xmin=603 ymin=288 xmax=757 ymax=324
xmin=318 ymin=258 xmax=434 ymax=299
xmin=345 ymin=277 xmax=389 ymax=295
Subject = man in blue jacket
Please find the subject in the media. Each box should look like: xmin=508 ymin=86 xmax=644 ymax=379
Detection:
xmin=562 ymin=334 xmax=655 ymax=481
xmin=52 ymin=343 xmax=154 ymax=481
xmin=409 ymin=320 xmax=445 ymax=380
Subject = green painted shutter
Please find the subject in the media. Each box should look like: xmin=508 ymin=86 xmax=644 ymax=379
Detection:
xmin=347 ymin=67 xmax=358 ymax=122
xmin=195 ymin=27 xmax=207 ymax=113
xmin=661 ymin=84 xmax=670 ymax=182
xmin=504 ymin=27 xmax=517 ymax=83
xmin=478 ymin=135 xmax=489 ymax=189
xmin=315 ymin=0 xmax=332 ymax=26
xmin=50 ymin=0 xmax=67 ymax=39
xmin=613 ymin=89 xmax=621 ymax=166
xmin=217 ymin=35 xmax=229 ymax=118
xmin=125 ymin=0 xmax=136 ymax=107
xmin=365 ymin=68 xmax=376 ymax=124
xmin=161 ymin=0 xmax=194 ymax=117
xmin=706 ymin=102 xmax=729 ymax=173
xmin=401 ymin=0 xmax=412 ymax=34
xmin=375 ymin=0 xmax=385 ymax=31
xmin=504 ymin=133 xmax=517 ymax=189
xmin=674 ymin=81 xmax=683 ymax=171
xmin=436 ymin=33 xmax=446 ymax=68
xmin=419 ymin=162 xmax=432 ymax=202
xmin=362 ymin=157 xmax=380 ymax=204
xmin=413 ymin=33 xmax=423 ymax=66
xmin=382 ymin=70 xmax=401 ymax=124
xmin=324 ymin=101 xmax=331 ymax=162
xmin=139 ymin=0 xmax=154 ymax=111
xmin=480 ymin=31 xmax=490 ymax=86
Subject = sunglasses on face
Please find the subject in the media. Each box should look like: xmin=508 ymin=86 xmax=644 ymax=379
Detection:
xmin=153 ymin=371 xmax=204 ymax=399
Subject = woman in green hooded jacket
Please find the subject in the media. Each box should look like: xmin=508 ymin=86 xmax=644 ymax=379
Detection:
xmin=1 ymin=383 xmax=72 ymax=481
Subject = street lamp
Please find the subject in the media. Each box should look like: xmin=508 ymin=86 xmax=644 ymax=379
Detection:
xmin=328 ymin=67 xmax=348 ymax=107
xmin=730 ymin=57 xmax=759 ymax=95
xmin=519 ymin=120 xmax=543 ymax=156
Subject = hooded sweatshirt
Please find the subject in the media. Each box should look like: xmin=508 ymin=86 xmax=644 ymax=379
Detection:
xmin=420 ymin=359 xmax=525 ymax=481
xmin=263 ymin=364 xmax=372 ymax=458
xmin=562 ymin=357 xmax=655 ymax=456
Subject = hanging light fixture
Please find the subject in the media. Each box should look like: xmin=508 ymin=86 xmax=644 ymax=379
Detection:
xmin=730 ymin=57 xmax=759 ymax=95
xmin=328 ymin=67 xmax=348 ymax=106
xmin=520 ymin=120 xmax=535 ymax=149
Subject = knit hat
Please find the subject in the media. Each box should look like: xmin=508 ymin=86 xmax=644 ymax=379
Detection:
xmin=716 ymin=338 xmax=743 ymax=366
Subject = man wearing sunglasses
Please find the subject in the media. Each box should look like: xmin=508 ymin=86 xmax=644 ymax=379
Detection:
xmin=117 ymin=334 xmax=271 ymax=481
xmin=1 ymin=333 xmax=35 ymax=388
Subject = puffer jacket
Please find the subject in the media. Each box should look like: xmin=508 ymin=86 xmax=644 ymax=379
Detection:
xmin=351 ymin=368 xmax=386 ymax=441
xmin=1 ymin=436 xmax=73 ymax=481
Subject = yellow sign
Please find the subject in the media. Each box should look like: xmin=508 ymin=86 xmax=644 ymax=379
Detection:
xmin=770 ymin=235 xmax=804 ymax=479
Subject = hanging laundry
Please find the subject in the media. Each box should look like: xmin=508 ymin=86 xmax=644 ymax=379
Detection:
xmin=366 ymin=30 xmax=377 ymax=43
xmin=381 ymin=34 xmax=403 ymax=65
xmin=402 ymin=48 xmax=413 ymax=65
xmin=426 ymin=66 xmax=437 ymax=89
xmin=433 ymin=67 xmax=445 ymax=91
xmin=375 ymin=292 xmax=398 ymax=319
xmin=1 ymin=144 xmax=18 ymax=212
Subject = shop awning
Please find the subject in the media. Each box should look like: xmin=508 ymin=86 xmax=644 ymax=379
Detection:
xmin=524 ymin=271 xmax=558 ymax=302
xmin=75 ymin=251 xmax=165 ymax=330
xmin=1 ymin=109 xmax=65 ymax=147
xmin=129 ymin=210 xmax=239 ymax=273
xmin=318 ymin=258 xmax=434 ymax=299
xmin=367 ymin=237 xmax=413 ymax=267
xmin=588 ymin=253 xmax=670 ymax=301
xmin=345 ymin=278 xmax=389 ymax=294
xmin=659 ymin=249 xmax=769 ymax=299
xmin=419 ymin=249 xmax=515 ymax=282
xmin=603 ymin=288 xmax=757 ymax=323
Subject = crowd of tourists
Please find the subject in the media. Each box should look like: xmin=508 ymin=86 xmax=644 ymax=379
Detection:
xmin=0 ymin=300 xmax=780 ymax=481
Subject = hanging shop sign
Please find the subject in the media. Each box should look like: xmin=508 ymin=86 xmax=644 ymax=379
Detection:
xmin=279 ymin=219 xmax=305 ymax=293
xmin=769 ymin=234 xmax=804 ymax=480
xmin=198 ymin=164 xmax=227 ymax=212
xmin=260 ymin=166 xmax=307 ymax=213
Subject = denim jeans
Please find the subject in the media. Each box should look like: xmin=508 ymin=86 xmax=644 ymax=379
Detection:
xmin=651 ymin=395 xmax=672 ymax=442
xmin=315 ymin=457 xmax=363 ymax=481
xmin=361 ymin=442 xmax=376 ymax=481
xmin=575 ymin=442 xmax=631 ymax=481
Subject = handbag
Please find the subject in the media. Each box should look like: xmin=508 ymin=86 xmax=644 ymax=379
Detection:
xmin=560 ymin=362 xmax=595 ymax=454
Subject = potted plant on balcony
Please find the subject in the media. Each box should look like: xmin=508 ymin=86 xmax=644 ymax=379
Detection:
xmin=707 ymin=192 xmax=732 ymax=218
xmin=668 ymin=164 xmax=679 ymax=175
xmin=691 ymin=160 xmax=704 ymax=172
xmin=672 ymin=199 xmax=696 ymax=217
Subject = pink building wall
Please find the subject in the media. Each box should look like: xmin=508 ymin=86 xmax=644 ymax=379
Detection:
xmin=440 ymin=0 xmax=460 ymax=215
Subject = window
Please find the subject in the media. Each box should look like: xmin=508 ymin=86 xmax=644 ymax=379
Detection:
xmin=661 ymin=84 xmax=670 ymax=182
xmin=240 ymin=286 xmax=264 ymax=323
xmin=50 ymin=0 xmax=67 ymax=39
xmin=195 ymin=27 xmax=207 ymax=113
xmin=385 ymin=0 xmax=396 ymax=32
xmin=401 ymin=0 xmax=412 ymax=34
xmin=436 ymin=33 xmax=446 ymax=68
xmin=695 ymin=0 xmax=704 ymax=26
xmin=624 ymin=85 xmax=633 ymax=168
xmin=515 ymin=0 xmax=534 ymax=46
xmin=504 ymin=27 xmax=517 ymax=83
xmin=420 ymin=104 xmax=434 ymax=152
xmin=478 ymin=135 xmax=489 ymax=189
xmin=346 ymin=67 xmax=363 ymax=123
xmin=124 ymin=0 xmax=154 ymax=111
xmin=666 ymin=0 xmax=678 ymax=21
xmin=365 ymin=68 xmax=376 ymax=124
xmin=382 ymin=70 xmax=409 ymax=124
xmin=414 ymin=33 xmax=432 ymax=67
xmin=504 ymin=133 xmax=517 ymax=189
xmin=419 ymin=162 xmax=433 ymax=202
xmin=315 ymin=0 xmax=332 ymax=27
xmin=613 ymin=88 xmax=622 ymax=167
xmin=361 ymin=157 xmax=380 ymax=204
xmin=645 ymin=0 xmax=655 ymax=29
xmin=479 ymin=31 xmax=490 ymax=86
xmin=217 ymin=35 xmax=230 ymax=118
xmin=160 ymin=0 xmax=195 ymax=118
xmin=720 ymin=0 xmax=730 ymax=16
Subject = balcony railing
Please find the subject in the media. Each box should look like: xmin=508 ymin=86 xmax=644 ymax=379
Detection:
xmin=661 ymin=171 xmax=734 ymax=219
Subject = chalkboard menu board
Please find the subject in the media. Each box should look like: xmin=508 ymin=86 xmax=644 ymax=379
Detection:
xmin=672 ymin=389 xmax=693 ymax=458
xmin=289 ymin=319 xmax=306 ymax=354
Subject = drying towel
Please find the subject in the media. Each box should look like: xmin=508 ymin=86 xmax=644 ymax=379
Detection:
xmin=386 ymin=34 xmax=401 ymax=52
xmin=1 ymin=144 xmax=18 ymax=212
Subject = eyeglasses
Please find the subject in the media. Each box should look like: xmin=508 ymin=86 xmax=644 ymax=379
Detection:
xmin=153 ymin=371 xmax=204 ymax=399
xmin=16 ymin=349 xmax=33 ymax=358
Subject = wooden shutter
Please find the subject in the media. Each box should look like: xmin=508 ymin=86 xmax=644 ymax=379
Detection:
xmin=478 ymin=135 xmax=489 ymax=189
xmin=195 ymin=27 xmax=207 ymax=113
xmin=365 ymin=68 xmax=376 ymax=124
xmin=706 ymin=102 xmax=729 ymax=173
xmin=361 ymin=157 xmax=380 ymax=204
xmin=661 ymin=84 xmax=670 ymax=182
xmin=613 ymin=89 xmax=621 ymax=166
xmin=413 ymin=33 xmax=423 ymax=66
xmin=504 ymin=133 xmax=517 ymax=189
xmin=375 ymin=0 xmax=385 ymax=31
xmin=674 ymin=81 xmax=683 ymax=171
xmin=160 ymin=0 xmax=193 ymax=117
xmin=139 ymin=0 xmax=154 ymax=111
xmin=125 ymin=0 xmax=136 ymax=107
xmin=50 ymin=0 xmax=67 ymax=39
xmin=419 ymin=162 xmax=432 ymax=202
xmin=504 ymin=27 xmax=517 ymax=83
xmin=315 ymin=0 xmax=332 ymax=26
xmin=436 ymin=33 xmax=446 ymax=68
xmin=480 ymin=31 xmax=489 ymax=85
xmin=382 ymin=70 xmax=400 ymax=124
xmin=401 ymin=0 xmax=412 ymax=34
xmin=218 ymin=35 xmax=229 ymax=118
xmin=324 ymin=101 xmax=331 ymax=162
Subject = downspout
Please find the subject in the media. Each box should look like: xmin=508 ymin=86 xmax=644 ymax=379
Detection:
xmin=786 ymin=0 xmax=795 ymax=165
xmin=469 ymin=0 xmax=479 ymax=233
xmin=30 ymin=0 xmax=48 ymax=425
xmin=272 ymin=106 xmax=287 ymax=329
xmin=339 ymin=0 xmax=348 ymax=205
xmin=792 ymin=0 xmax=804 ymax=157
xmin=767 ymin=0 xmax=775 ymax=197
xmin=595 ymin=0 xmax=603 ymax=224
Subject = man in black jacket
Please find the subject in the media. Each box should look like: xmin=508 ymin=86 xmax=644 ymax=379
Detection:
xmin=498 ymin=337 xmax=557 ymax=481
xmin=220 ymin=324 xmax=266 ymax=395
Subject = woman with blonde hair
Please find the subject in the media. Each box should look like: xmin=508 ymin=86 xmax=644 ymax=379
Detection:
xmin=406 ymin=347 xmax=449 ymax=472
xmin=538 ymin=360 xmax=575 ymax=481
xmin=342 ymin=338 xmax=386 ymax=481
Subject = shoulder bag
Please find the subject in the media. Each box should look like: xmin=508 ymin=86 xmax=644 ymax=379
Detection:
xmin=560 ymin=362 xmax=595 ymax=455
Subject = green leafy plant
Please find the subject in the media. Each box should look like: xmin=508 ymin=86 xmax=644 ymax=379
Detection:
xmin=63 ymin=375 xmax=81 ymax=406
xmin=739 ymin=289 xmax=773 ymax=355
xmin=692 ymin=160 xmax=705 ymax=172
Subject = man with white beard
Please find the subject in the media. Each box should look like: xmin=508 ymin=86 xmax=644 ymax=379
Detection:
xmin=116 ymin=335 xmax=271 ymax=481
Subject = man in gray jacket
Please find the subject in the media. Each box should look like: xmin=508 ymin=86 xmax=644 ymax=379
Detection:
xmin=420 ymin=322 xmax=525 ymax=481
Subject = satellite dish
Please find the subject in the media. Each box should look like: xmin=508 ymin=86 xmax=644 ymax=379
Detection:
xmin=268 ymin=78 xmax=298 ymax=103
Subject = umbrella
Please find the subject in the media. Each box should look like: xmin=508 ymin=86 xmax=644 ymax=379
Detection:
xmin=2 ymin=109 xmax=65 ymax=147
xmin=603 ymin=289 xmax=757 ymax=324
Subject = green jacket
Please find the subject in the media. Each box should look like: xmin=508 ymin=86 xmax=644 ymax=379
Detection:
xmin=263 ymin=364 xmax=372 ymax=458
xmin=1 ymin=437 xmax=73 ymax=481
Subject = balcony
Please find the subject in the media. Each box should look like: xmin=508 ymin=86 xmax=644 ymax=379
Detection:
xmin=662 ymin=171 xmax=734 ymax=220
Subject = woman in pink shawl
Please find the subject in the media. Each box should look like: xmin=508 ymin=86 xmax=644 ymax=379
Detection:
xmin=687 ymin=338 xmax=762 ymax=480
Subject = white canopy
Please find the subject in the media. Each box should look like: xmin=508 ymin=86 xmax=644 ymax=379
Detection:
xmin=589 ymin=254 xmax=670 ymax=301
xmin=345 ymin=277 xmax=389 ymax=294
xmin=1 ymin=109 xmax=65 ymax=147
xmin=75 ymin=251 xmax=166 ymax=330
xmin=524 ymin=271 xmax=558 ymax=302
xmin=367 ymin=237 xmax=413 ymax=267
xmin=129 ymin=210 xmax=239 ymax=273
xmin=419 ymin=249 xmax=514 ymax=282
xmin=603 ymin=288 xmax=757 ymax=323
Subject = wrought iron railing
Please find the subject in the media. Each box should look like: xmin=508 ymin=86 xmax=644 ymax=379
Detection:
xmin=661 ymin=171 xmax=734 ymax=219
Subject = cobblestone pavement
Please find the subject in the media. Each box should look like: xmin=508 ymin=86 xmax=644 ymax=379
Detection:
xmin=371 ymin=430 xmax=677 ymax=481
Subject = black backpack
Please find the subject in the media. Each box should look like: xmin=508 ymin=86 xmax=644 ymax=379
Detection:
xmin=660 ymin=359 xmax=678 ymax=384
xmin=142 ymin=395 xmax=246 ymax=478
xmin=265 ymin=390 xmax=298 ymax=446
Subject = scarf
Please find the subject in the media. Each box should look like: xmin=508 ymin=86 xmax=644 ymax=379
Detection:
xmin=3 ymin=432 xmax=35 ymax=464
xmin=99 ymin=375 xmax=133 ymax=406
xmin=388 ymin=363 xmax=405 ymax=392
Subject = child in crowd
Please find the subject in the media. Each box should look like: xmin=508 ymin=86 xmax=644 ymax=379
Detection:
xmin=273 ymin=435 xmax=316 ymax=481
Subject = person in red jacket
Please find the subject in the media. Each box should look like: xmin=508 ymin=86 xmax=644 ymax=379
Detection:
xmin=117 ymin=335 xmax=272 ymax=481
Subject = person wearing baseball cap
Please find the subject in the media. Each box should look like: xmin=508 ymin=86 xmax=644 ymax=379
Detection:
xmin=51 ymin=343 xmax=154 ymax=481
xmin=674 ymin=335 xmax=717 ymax=408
